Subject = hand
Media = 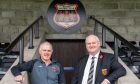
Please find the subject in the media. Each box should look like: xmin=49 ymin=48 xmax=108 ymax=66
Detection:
xmin=101 ymin=79 xmax=110 ymax=84
xmin=14 ymin=75 xmax=24 ymax=82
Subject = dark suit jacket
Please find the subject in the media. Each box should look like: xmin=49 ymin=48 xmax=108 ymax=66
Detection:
xmin=72 ymin=52 xmax=126 ymax=84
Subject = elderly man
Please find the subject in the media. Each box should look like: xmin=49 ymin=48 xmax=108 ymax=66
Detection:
xmin=11 ymin=41 xmax=66 ymax=84
xmin=72 ymin=34 xmax=126 ymax=84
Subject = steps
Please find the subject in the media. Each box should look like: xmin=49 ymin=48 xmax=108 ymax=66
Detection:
xmin=0 ymin=42 xmax=19 ymax=80
xmin=106 ymin=41 xmax=140 ymax=79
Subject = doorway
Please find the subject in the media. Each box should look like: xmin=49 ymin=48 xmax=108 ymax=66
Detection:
xmin=47 ymin=39 xmax=87 ymax=84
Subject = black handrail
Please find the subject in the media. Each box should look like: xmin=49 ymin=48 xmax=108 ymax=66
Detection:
xmin=4 ymin=16 xmax=43 ymax=53
xmin=89 ymin=15 xmax=139 ymax=52
xmin=1 ymin=16 xmax=43 ymax=64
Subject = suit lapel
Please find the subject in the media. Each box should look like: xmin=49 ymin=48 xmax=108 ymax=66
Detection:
xmin=79 ymin=55 xmax=89 ymax=84
xmin=95 ymin=52 xmax=103 ymax=81
xmin=80 ymin=55 xmax=89 ymax=73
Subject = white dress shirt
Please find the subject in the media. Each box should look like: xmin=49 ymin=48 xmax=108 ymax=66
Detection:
xmin=82 ymin=51 xmax=100 ymax=84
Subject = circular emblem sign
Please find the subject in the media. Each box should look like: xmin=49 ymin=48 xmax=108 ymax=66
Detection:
xmin=47 ymin=0 xmax=86 ymax=33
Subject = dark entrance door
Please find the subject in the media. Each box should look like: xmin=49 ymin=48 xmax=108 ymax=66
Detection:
xmin=47 ymin=40 xmax=87 ymax=84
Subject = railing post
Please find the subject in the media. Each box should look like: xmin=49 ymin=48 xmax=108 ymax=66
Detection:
xmin=19 ymin=36 xmax=24 ymax=64
xmin=114 ymin=36 xmax=119 ymax=60
xmin=136 ymin=41 xmax=139 ymax=47
xmin=102 ymin=26 xmax=106 ymax=48
xmin=94 ymin=21 xmax=98 ymax=35
xmin=28 ymin=27 xmax=34 ymax=49
xmin=34 ymin=22 xmax=40 ymax=39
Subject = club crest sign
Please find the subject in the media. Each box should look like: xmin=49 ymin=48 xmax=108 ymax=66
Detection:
xmin=47 ymin=0 xmax=86 ymax=33
xmin=54 ymin=3 xmax=80 ymax=29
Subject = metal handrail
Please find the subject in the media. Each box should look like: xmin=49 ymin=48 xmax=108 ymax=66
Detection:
xmin=88 ymin=15 xmax=139 ymax=58
xmin=4 ymin=16 xmax=43 ymax=52
xmin=3 ymin=16 xmax=43 ymax=63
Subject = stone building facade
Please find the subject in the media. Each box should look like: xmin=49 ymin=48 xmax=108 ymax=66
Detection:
xmin=0 ymin=0 xmax=140 ymax=42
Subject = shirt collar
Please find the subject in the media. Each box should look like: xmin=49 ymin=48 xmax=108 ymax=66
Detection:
xmin=89 ymin=51 xmax=100 ymax=59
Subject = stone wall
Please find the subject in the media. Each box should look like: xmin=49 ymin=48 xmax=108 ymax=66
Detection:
xmin=0 ymin=0 xmax=140 ymax=42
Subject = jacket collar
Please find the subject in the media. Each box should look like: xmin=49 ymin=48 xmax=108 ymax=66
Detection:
xmin=38 ymin=57 xmax=57 ymax=64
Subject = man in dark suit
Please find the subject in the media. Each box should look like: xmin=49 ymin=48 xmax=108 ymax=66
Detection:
xmin=72 ymin=34 xmax=126 ymax=84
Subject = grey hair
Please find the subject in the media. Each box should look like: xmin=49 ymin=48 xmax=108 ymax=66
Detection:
xmin=39 ymin=41 xmax=53 ymax=51
xmin=85 ymin=34 xmax=100 ymax=43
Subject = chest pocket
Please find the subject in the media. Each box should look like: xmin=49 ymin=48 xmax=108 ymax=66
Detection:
xmin=100 ymin=60 xmax=110 ymax=77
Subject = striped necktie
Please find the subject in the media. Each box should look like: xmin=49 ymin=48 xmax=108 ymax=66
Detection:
xmin=87 ymin=57 xmax=95 ymax=84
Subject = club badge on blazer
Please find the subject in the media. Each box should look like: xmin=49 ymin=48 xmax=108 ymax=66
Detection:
xmin=102 ymin=69 xmax=108 ymax=76
xmin=51 ymin=66 xmax=57 ymax=72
